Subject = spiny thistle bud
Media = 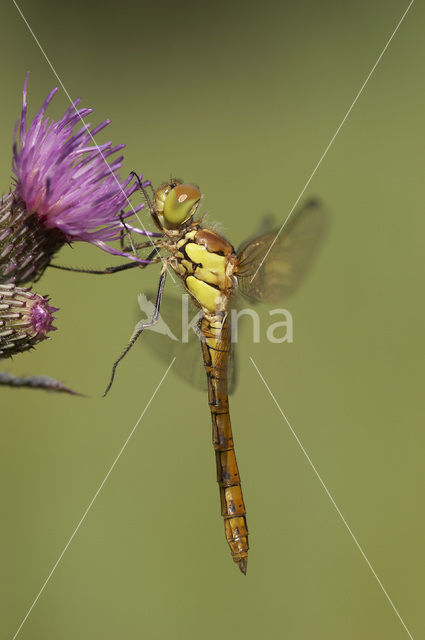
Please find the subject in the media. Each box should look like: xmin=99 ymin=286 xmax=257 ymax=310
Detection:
xmin=0 ymin=74 xmax=152 ymax=286
xmin=0 ymin=283 xmax=57 ymax=357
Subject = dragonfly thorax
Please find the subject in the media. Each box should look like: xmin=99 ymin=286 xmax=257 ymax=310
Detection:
xmin=168 ymin=227 xmax=237 ymax=314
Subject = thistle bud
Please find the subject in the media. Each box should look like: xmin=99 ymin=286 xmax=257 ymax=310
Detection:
xmin=0 ymin=283 xmax=57 ymax=357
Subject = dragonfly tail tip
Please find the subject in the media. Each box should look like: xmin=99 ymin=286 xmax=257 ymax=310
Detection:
xmin=238 ymin=557 xmax=248 ymax=575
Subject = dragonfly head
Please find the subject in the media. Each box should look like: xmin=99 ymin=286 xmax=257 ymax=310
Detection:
xmin=154 ymin=179 xmax=202 ymax=230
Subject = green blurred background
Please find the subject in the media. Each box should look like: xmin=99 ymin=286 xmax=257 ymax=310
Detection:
xmin=1 ymin=0 xmax=424 ymax=638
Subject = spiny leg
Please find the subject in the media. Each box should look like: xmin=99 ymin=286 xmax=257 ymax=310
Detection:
xmin=118 ymin=212 xmax=128 ymax=252
xmin=49 ymin=262 xmax=142 ymax=276
xmin=131 ymin=171 xmax=153 ymax=211
xmin=103 ymin=266 xmax=167 ymax=396
xmin=148 ymin=182 xmax=156 ymax=199
xmin=130 ymin=171 xmax=162 ymax=229
xmin=119 ymin=210 xmax=138 ymax=255
xmin=120 ymin=240 xmax=162 ymax=253
xmin=49 ymin=247 xmax=162 ymax=276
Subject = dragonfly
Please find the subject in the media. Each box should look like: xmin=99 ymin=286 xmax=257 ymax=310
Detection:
xmin=95 ymin=176 xmax=328 ymax=575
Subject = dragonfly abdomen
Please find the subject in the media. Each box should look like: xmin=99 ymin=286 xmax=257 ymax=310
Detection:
xmin=215 ymin=422 xmax=249 ymax=573
xmin=200 ymin=315 xmax=249 ymax=574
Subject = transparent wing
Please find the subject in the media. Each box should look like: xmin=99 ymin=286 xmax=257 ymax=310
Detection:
xmin=236 ymin=211 xmax=277 ymax=253
xmin=136 ymin=288 xmax=237 ymax=394
xmin=236 ymin=199 xmax=328 ymax=304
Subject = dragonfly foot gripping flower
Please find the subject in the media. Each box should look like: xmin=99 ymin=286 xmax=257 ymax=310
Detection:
xmin=0 ymin=75 xmax=156 ymax=285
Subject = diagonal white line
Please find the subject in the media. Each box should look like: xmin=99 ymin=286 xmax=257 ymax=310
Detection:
xmin=11 ymin=358 xmax=175 ymax=640
xmin=11 ymin=0 xmax=176 ymax=282
xmin=249 ymin=0 xmax=415 ymax=284
xmin=250 ymin=356 xmax=414 ymax=640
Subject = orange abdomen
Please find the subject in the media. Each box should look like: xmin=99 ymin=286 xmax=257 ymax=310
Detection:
xmin=200 ymin=316 xmax=249 ymax=574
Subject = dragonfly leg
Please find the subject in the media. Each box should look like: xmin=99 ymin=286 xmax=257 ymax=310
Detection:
xmin=118 ymin=240 xmax=163 ymax=254
xmin=118 ymin=211 xmax=127 ymax=251
xmin=130 ymin=171 xmax=154 ymax=212
xmin=129 ymin=171 xmax=163 ymax=230
xmin=103 ymin=265 xmax=167 ymax=396
xmin=49 ymin=247 xmax=161 ymax=276
xmin=118 ymin=210 xmax=138 ymax=255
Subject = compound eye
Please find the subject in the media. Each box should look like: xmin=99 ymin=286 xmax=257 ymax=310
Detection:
xmin=163 ymin=184 xmax=201 ymax=227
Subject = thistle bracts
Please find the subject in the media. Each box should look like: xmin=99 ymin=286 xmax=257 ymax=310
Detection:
xmin=0 ymin=193 xmax=66 ymax=284
xmin=0 ymin=283 xmax=57 ymax=357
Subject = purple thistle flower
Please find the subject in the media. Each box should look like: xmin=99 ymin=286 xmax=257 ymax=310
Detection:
xmin=0 ymin=283 xmax=57 ymax=357
xmin=0 ymin=75 xmax=157 ymax=285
